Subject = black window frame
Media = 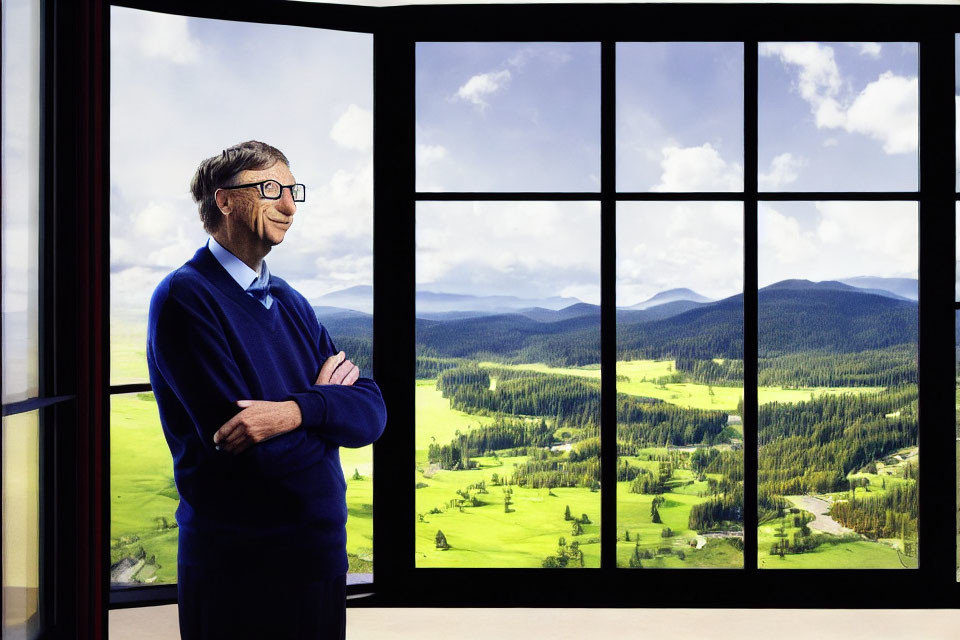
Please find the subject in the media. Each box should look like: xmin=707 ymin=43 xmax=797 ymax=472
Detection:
xmin=19 ymin=2 xmax=958 ymax=632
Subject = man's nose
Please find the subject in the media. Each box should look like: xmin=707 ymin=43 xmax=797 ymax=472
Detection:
xmin=277 ymin=187 xmax=297 ymax=215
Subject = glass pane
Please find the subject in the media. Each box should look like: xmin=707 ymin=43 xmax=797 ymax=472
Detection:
xmin=759 ymin=42 xmax=918 ymax=192
xmin=110 ymin=8 xmax=374 ymax=583
xmin=2 ymin=411 xmax=41 ymax=639
xmin=110 ymin=392 xmax=177 ymax=586
xmin=416 ymin=201 xmax=600 ymax=567
xmin=758 ymin=201 xmax=918 ymax=569
xmin=1 ymin=0 xmax=41 ymax=404
xmin=416 ymin=43 xmax=600 ymax=192
xmin=617 ymin=43 xmax=743 ymax=192
xmin=616 ymin=202 xmax=744 ymax=568
xmin=956 ymin=34 xmax=959 ymax=192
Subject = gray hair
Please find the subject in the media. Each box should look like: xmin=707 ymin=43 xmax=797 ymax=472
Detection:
xmin=190 ymin=140 xmax=290 ymax=233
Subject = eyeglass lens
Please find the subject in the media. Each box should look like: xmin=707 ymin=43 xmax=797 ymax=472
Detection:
xmin=262 ymin=180 xmax=304 ymax=201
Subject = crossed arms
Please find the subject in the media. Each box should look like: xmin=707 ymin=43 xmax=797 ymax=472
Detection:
xmin=213 ymin=351 xmax=360 ymax=455
xmin=149 ymin=284 xmax=385 ymax=477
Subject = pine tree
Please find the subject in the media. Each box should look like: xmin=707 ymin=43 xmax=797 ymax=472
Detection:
xmin=435 ymin=530 xmax=449 ymax=550
xmin=564 ymin=505 xmax=572 ymax=521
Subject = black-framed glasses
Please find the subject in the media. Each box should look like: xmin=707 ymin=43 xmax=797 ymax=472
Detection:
xmin=220 ymin=179 xmax=306 ymax=202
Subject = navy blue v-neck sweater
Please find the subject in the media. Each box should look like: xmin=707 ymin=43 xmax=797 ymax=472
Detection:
xmin=146 ymin=245 xmax=385 ymax=576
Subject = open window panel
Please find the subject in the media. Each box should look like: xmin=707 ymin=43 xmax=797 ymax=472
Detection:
xmin=108 ymin=7 xmax=374 ymax=591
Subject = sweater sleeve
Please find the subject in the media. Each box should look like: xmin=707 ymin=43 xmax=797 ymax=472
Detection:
xmin=286 ymin=314 xmax=387 ymax=449
xmin=149 ymin=282 xmax=329 ymax=478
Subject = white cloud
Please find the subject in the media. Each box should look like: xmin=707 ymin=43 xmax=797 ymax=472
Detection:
xmin=761 ymin=42 xmax=917 ymax=154
xmin=759 ymin=201 xmax=918 ymax=286
xmin=759 ymin=153 xmax=805 ymax=190
xmin=507 ymin=47 xmax=572 ymax=69
xmin=416 ymin=201 xmax=600 ymax=303
xmin=851 ymin=42 xmax=882 ymax=58
xmin=417 ymin=144 xmax=448 ymax=166
xmin=454 ymin=70 xmax=511 ymax=109
xmin=845 ymin=73 xmax=918 ymax=154
xmin=617 ymin=202 xmax=743 ymax=304
xmin=329 ymin=104 xmax=373 ymax=152
xmin=652 ymin=144 xmax=742 ymax=192
xmin=113 ymin=11 xmax=201 ymax=65
xmin=132 ymin=202 xmax=178 ymax=238
xmin=760 ymin=42 xmax=842 ymax=114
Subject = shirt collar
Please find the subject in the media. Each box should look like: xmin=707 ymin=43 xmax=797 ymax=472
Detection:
xmin=207 ymin=236 xmax=262 ymax=290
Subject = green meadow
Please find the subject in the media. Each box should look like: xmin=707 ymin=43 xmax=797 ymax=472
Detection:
xmin=415 ymin=373 xmax=743 ymax=568
xmin=415 ymin=378 xmax=494 ymax=465
xmin=757 ymin=514 xmax=911 ymax=570
xmin=415 ymin=455 xmax=601 ymax=568
xmin=616 ymin=464 xmax=743 ymax=569
xmin=480 ymin=359 xmax=882 ymax=412
xmin=755 ymin=448 xmax=920 ymax=570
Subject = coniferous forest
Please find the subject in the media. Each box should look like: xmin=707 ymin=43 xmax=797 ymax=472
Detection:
xmin=408 ymin=281 xmax=919 ymax=569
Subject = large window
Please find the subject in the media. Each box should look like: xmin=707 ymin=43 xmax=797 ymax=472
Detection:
xmin=5 ymin=2 xmax=959 ymax=627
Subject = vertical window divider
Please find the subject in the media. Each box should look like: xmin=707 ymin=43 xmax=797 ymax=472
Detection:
xmin=600 ymin=38 xmax=617 ymax=571
xmin=917 ymin=31 xmax=956 ymax=585
xmin=372 ymin=30 xmax=416 ymax=593
xmin=743 ymin=39 xmax=760 ymax=573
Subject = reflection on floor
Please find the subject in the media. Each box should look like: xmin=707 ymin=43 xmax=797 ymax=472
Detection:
xmin=109 ymin=606 xmax=960 ymax=640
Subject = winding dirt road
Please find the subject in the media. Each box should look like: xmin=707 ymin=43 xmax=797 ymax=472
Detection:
xmin=788 ymin=496 xmax=856 ymax=536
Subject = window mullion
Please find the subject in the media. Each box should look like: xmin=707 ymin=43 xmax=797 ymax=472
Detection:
xmin=743 ymin=38 xmax=760 ymax=573
xmin=372 ymin=30 xmax=416 ymax=592
xmin=917 ymin=31 xmax=957 ymax=584
xmin=600 ymin=39 xmax=617 ymax=571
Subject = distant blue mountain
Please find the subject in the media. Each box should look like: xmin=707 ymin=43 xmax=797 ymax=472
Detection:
xmin=763 ymin=278 xmax=910 ymax=301
xmin=837 ymin=276 xmax=917 ymax=301
xmin=623 ymin=287 xmax=713 ymax=310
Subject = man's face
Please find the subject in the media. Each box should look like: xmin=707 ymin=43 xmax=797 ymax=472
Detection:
xmin=223 ymin=161 xmax=298 ymax=250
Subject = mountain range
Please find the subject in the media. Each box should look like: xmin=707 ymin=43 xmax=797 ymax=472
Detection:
xmin=316 ymin=277 xmax=919 ymax=364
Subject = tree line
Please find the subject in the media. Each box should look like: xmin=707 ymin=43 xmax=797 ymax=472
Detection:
xmin=758 ymin=386 xmax=918 ymax=497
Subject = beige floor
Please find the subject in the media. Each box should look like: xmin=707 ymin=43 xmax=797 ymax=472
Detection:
xmin=110 ymin=606 xmax=960 ymax=639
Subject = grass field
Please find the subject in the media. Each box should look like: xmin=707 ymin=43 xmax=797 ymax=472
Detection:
xmin=616 ymin=465 xmax=743 ymax=569
xmin=416 ymin=379 xmax=494 ymax=464
xmin=415 ymin=455 xmax=601 ymax=568
xmin=480 ymin=360 xmax=883 ymax=412
xmin=757 ymin=511 xmax=911 ymax=569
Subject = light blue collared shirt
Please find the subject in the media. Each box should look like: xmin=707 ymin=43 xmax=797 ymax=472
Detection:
xmin=207 ymin=237 xmax=272 ymax=308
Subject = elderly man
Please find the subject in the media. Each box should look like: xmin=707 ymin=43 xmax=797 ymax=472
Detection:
xmin=146 ymin=140 xmax=385 ymax=639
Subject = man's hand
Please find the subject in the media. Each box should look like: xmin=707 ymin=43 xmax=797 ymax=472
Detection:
xmin=213 ymin=399 xmax=303 ymax=455
xmin=316 ymin=351 xmax=359 ymax=386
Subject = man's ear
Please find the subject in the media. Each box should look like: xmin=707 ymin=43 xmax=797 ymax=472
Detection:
xmin=214 ymin=188 xmax=232 ymax=215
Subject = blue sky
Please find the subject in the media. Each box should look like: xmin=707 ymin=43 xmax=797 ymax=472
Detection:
xmin=759 ymin=42 xmax=918 ymax=191
xmin=617 ymin=42 xmax=743 ymax=192
xmin=110 ymin=8 xmax=372 ymax=320
xmin=107 ymin=27 xmax=926 ymax=314
xmin=416 ymin=42 xmax=601 ymax=192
